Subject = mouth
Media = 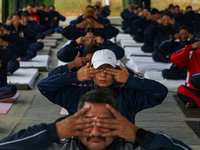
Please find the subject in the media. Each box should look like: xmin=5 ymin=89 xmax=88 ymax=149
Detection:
xmin=99 ymin=80 xmax=107 ymax=83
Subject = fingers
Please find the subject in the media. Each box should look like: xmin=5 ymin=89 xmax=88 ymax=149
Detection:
xmin=75 ymin=51 xmax=80 ymax=59
xmin=119 ymin=63 xmax=125 ymax=70
xmin=106 ymin=104 xmax=120 ymax=118
xmin=81 ymin=63 xmax=90 ymax=69
xmin=73 ymin=106 xmax=90 ymax=118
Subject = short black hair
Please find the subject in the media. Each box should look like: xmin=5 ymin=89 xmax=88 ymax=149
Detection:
xmin=0 ymin=23 xmax=2 ymax=27
xmin=161 ymin=11 xmax=174 ymax=19
xmin=78 ymin=88 xmax=119 ymax=111
xmin=84 ymin=28 xmax=98 ymax=36
xmin=82 ymin=44 xmax=102 ymax=57
xmin=150 ymin=8 xmax=160 ymax=15
xmin=186 ymin=6 xmax=192 ymax=11
xmin=40 ymin=4 xmax=46 ymax=8
xmin=21 ymin=11 xmax=30 ymax=17
xmin=174 ymin=5 xmax=180 ymax=9
xmin=25 ymin=3 xmax=34 ymax=8
xmin=178 ymin=26 xmax=189 ymax=33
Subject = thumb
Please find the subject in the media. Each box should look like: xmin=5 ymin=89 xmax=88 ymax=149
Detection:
xmin=81 ymin=62 xmax=90 ymax=69
xmin=75 ymin=51 xmax=80 ymax=59
xmin=119 ymin=63 xmax=125 ymax=70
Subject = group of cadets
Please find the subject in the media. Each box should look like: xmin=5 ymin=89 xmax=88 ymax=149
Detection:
xmin=121 ymin=2 xmax=200 ymax=108
xmin=0 ymin=1 xmax=199 ymax=149
xmin=0 ymin=3 xmax=66 ymax=102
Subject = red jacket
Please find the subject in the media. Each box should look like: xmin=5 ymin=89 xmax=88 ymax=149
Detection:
xmin=171 ymin=44 xmax=200 ymax=91
xmin=30 ymin=13 xmax=40 ymax=23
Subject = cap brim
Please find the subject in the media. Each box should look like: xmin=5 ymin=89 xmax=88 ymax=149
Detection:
xmin=93 ymin=60 xmax=116 ymax=69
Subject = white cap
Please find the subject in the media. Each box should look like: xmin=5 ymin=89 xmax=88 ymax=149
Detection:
xmin=92 ymin=49 xmax=117 ymax=69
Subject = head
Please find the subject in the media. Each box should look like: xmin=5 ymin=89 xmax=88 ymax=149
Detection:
xmin=84 ymin=6 xmax=95 ymax=17
xmin=84 ymin=30 xmax=97 ymax=46
xmin=48 ymin=5 xmax=55 ymax=11
xmin=168 ymin=4 xmax=174 ymax=13
xmin=149 ymin=8 xmax=160 ymax=21
xmin=25 ymin=4 xmax=34 ymax=14
xmin=21 ymin=11 xmax=30 ymax=22
xmin=11 ymin=13 xmax=20 ymax=28
xmin=78 ymin=88 xmax=119 ymax=150
xmin=161 ymin=11 xmax=174 ymax=26
xmin=82 ymin=44 xmax=102 ymax=60
xmin=39 ymin=4 xmax=46 ymax=11
xmin=178 ymin=26 xmax=190 ymax=42
xmin=92 ymin=50 xmax=117 ymax=88
xmin=174 ymin=5 xmax=180 ymax=14
xmin=186 ymin=6 xmax=192 ymax=12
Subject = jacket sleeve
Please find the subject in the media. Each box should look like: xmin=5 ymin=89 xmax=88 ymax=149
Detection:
xmin=48 ymin=64 xmax=69 ymax=76
xmin=103 ymin=24 xmax=119 ymax=39
xmin=57 ymin=40 xmax=79 ymax=62
xmin=124 ymin=74 xmax=168 ymax=112
xmin=0 ymin=123 xmax=59 ymax=150
xmin=100 ymin=40 xmax=124 ymax=59
xmin=157 ymin=38 xmax=175 ymax=55
xmin=141 ymin=131 xmax=192 ymax=150
xmin=61 ymin=24 xmax=82 ymax=40
xmin=170 ymin=45 xmax=193 ymax=68
xmin=144 ymin=21 xmax=158 ymax=43
xmin=58 ymin=12 xmax=66 ymax=21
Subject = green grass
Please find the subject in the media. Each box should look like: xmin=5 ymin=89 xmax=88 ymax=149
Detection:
xmin=0 ymin=0 xmax=2 ymax=21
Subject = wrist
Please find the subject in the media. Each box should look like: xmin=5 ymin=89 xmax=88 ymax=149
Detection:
xmin=68 ymin=62 xmax=75 ymax=70
xmin=133 ymin=128 xmax=147 ymax=147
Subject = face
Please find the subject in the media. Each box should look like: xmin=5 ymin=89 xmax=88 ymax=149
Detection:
xmin=162 ymin=15 xmax=171 ymax=26
xmin=26 ymin=6 xmax=33 ymax=14
xmin=93 ymin=64 xmax=114 ymax=88
xmin=79 ymin=102 xmax=116 ymax=150
xmin=84 ymin=32 xmax=96 ymax=46
xmin=39 ymin=6 xmax=45 ymax=11
xmin=12 ymin=15 xmax=20 ymax=28
xmin=179 ymin=29 xmax=189 ymax=42
xmin=174 ymin=7 xmax=180 ymax=14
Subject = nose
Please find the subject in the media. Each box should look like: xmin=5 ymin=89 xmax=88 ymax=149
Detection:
xmin=100 ymin=70 xmax=106 ymax=77
xmin=90 ymin=125 xmax=101 ymax=136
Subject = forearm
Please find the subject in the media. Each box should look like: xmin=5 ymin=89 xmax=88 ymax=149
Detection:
xmin=0 ymin=123 xmax=59 ymax=150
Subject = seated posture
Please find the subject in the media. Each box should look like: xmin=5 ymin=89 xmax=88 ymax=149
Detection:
xmin=153 ymin=26 xmax=194 ymax=63
xmin=0 ymin=24 xmax=27 ymax=75
xmin=57 ymin=30 xmax=124 ymax=62
xmin=38 ymin=49 xmax=168 ymax=124
xmin=171 ymin=40 xmax=200 ymax=108
xmin=0 ymin=89 xmax=192 ymax=150
xmin=61 ymin=15 xmax=119 ymax=40
xmin=0 ymin=48 xmax=17 ymax=103
xmin=142 ymin=11 xmax=175 ymax=53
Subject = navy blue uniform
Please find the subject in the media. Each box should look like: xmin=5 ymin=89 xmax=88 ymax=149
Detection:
xmin=38 ymin=70 xmax=168 ymax=124
xmin=1 ymin=33 xmax=27 ymax=74
xmin=0 ymin=122 xmax=192 ymax=150
xmin=61 ymin=24 xmax=119 ymax=40
xmin=142 ymin=21 xmax=175 ymax=52
xmin=57 ymin=40 xmax=124 ymax=62
xmin=0 ymin=48 xmax=17 ymax=99
xmin=131 ymin=17 xmax=152 ymax=42
xmin=121 ymin=9 xmax=138 ymax=33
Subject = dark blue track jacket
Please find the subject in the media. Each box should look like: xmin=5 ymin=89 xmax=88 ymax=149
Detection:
xmin=38 ymin=69 xmax=168 ymax=124
xmin=57 ymin=40 xmax=124 ymax=62
xmin=61 ymin=24 xmax=119 ymax=40
xmin=0 ymin=123 xmax=192 ymax=150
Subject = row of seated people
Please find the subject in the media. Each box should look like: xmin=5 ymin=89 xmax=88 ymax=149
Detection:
xmin=0 ymin=2 xmax=196 ymax=149
xmin=0 ymin=4 xmax=65 ymax=102
xmin=121 ymin=2 xmax=200 ymax=108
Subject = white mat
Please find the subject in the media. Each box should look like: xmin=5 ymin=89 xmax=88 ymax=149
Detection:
xmin=110 ymin=38 xmax=115 ymax=43
xmin=125 ymin=47 xmax=151 ymax=58
xmin=116 ymin=33 xmax=133 ymax=42
xmin=42 ymin=39 xmax=57 ymax=43
xmin=144 ymin=71 xmax=185 ymax=92
xmin=43 ymin=42 xmax=57 ymax=47
xmin=42 ymin=46 xmax=51 ymax=51
xmin=20 ymin=55 xmax=51 ymax=71
xmin=45 ymin=33 xmax=63 ymax=40
xmin=126 ymin=56 xmax=172 ymax=74
xmin=7 ymin=69 xmax=38 ymax=89
xmin=120 ymin=40 xmax=143 ymax=48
